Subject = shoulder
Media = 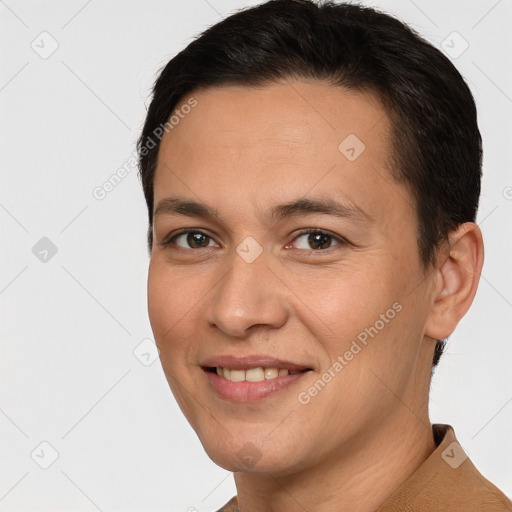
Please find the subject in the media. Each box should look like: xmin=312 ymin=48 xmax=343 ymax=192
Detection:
xmin=379 ymin=424 xmax=512 ymax=511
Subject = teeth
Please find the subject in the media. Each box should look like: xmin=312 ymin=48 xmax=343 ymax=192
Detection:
xmin=215 ymin=367 xmax=298 ymax=382
xmin=264 ymin=368 xmax=278 ymax=380
xmin=246 ymin=367 xmax=265 ymax=382
xmin=230 ymin=369 xmax=245 ymax=382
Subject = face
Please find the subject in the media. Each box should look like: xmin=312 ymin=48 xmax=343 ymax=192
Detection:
xmin=148 ymin=81 xmax=436 ymax=475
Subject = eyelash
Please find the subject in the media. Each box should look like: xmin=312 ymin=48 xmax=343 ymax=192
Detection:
xmin=159 ymin=228 xmax=349 ymax=251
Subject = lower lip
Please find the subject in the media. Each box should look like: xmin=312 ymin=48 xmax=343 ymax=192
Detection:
xmin=204 ymin=369 xmax=310 ymax=402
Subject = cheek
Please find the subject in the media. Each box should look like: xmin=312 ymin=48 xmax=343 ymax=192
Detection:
xmin=291 ymin=263 xmax=419 ymax=404
xmin=147 ymin=262 xmax=176 ymax=339
xmin=147 ymin=259 xmax=205 ymax=421
xmin=290 ymin=267 xmax=394 ymax=355
xmin=147 ymin=260 xmax=203 ymax=355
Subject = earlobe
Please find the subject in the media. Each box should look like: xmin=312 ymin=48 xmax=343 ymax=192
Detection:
xmin=425 ymin=223 xmax=484 ymax=340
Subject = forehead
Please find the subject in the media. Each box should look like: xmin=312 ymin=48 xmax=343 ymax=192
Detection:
xmin=154 ymin=80 xmax=411 ymax=223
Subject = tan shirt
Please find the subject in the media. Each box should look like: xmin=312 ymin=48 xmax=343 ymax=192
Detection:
xmin=216 ymin=424 xmax=511 ymax=511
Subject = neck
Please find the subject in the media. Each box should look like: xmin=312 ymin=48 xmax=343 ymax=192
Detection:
xmin=233 ymin=339 xmax=438 ymax=512
xmin=233 ymin=413 xmax=436 ymax=512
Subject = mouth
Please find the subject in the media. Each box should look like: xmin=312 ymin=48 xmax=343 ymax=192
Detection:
xmin=200 ymin=356 xmax=314 ymax=402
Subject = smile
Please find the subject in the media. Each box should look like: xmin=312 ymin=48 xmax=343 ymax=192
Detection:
xmin=200 ymin=356 xmax=313 ymax=401
xmin=212 ymin=367 xmax=304 ymax=382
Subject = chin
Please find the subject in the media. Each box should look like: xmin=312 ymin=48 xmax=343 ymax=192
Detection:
xmin=208 ymin=450 xmax=293 ymax=474
xmin=199 ymin=432 xmax=305 ymax=475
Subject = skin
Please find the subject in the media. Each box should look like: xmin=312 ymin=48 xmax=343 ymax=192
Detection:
xmin=147 ymin=81 xmax=484 ymax=512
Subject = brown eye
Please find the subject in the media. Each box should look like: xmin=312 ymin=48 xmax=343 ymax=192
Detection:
xmin=291 ymin=230 xmax=347 ymax=251
xmin=187 ymin=232 xmax=210 ymax=248
xmin=169 ymin=231 xmax=217 ymax=249
xmin=308 ymin=232 xmax=332 ymax=250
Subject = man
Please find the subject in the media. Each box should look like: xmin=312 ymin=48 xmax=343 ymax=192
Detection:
xmin=137 ymin=1 xmax=511 ymax=510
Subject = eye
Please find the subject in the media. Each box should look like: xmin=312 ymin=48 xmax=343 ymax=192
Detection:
xmin=165 ymin=230 xmax=218 ymax=249
xmin=290 ymin=229 xmax=346 ymax=250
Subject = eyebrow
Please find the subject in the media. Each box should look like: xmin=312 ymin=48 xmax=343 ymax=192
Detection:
xmin=268 ymin=197 xmax=372 ymax=223
xmin=153 ymin=196 xmax=372 ymax=223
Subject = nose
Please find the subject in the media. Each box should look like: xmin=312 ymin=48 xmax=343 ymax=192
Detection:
xmin=204 ymin=250 xmax=289 ymax=338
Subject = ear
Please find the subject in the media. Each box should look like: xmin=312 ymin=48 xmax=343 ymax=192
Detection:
xmin=425 ymin=223 xmax=484 ymax=340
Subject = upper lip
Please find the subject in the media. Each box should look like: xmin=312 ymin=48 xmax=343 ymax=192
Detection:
xmin=201 ymin=355 xmax=313 ymax=371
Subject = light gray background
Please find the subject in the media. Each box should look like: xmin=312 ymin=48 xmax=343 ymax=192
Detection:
xmin=1 ymin=1 xmax=511 ymax=510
